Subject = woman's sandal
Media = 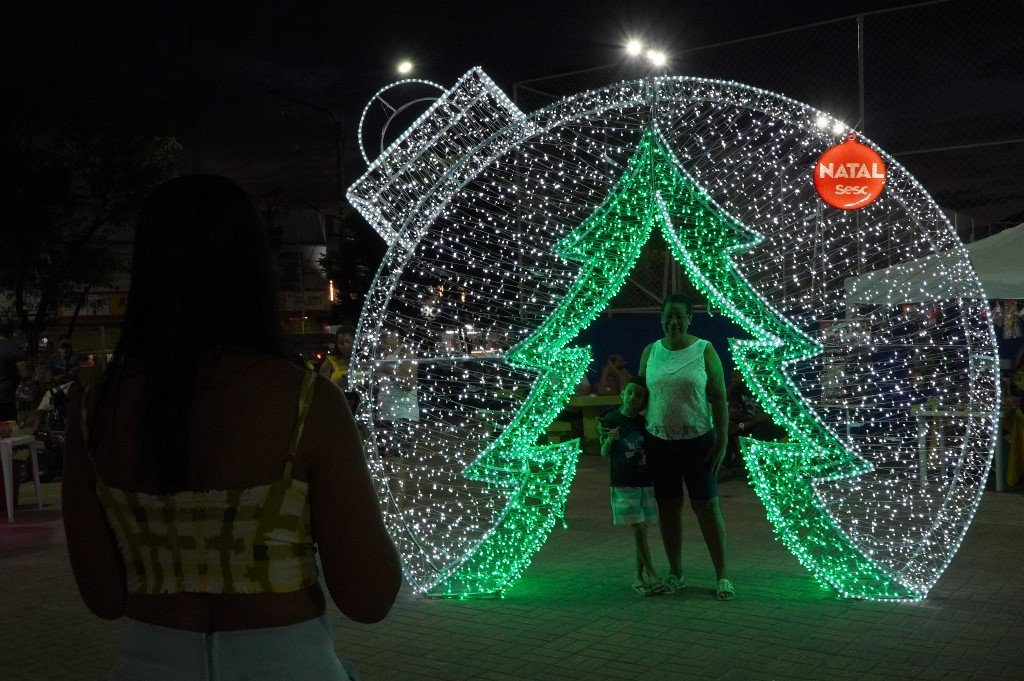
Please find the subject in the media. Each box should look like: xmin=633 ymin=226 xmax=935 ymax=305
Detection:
xmin=716 ymin=578 xmax=735 ymax=601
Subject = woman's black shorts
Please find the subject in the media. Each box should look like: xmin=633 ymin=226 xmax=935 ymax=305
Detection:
xmin=645 ymin=429 xmax=718 ymax=501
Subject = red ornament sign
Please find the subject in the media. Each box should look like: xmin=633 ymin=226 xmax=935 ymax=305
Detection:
xmin=814 ymin=132 xmax=887 ymax=210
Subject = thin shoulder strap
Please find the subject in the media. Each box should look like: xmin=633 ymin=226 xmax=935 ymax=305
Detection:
xmin=284 ymin=367 xmax=318 ymax=476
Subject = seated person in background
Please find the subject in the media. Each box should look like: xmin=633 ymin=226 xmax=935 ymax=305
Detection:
xmin=1011 ymin=347 xmax=1024 ymax=400
xmin=573 ymin=374 xmax=592 ymax=396
xmin=595 ymin=354 xmax=633 ymax=396
xmin=726 ymin=369 xmax=786 ymax=470
xmin=20 ymin=380 xmax=75 ymax=436
xmin=15 ymin=383 xmax=72 ymax=482
xmin=38 ymin=380 xmax=75 ymax=432
xmin=46 ymin=339 xmax=80 ymax=386
xmin=1005 ymin=348 xmax=1024 ymax=487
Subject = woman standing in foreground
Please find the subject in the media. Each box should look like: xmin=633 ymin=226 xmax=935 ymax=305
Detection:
xmin=638 ymin=293 xmax=734 ymax=600
xmin=62 ymin=175 xmax=402 ymax=680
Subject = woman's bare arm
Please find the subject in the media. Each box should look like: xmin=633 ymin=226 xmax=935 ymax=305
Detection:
xmin=305 ymin=376 xmax=402 ymax=623
xmin=637 ymin=344 xmax=653 ymax=377
xmin=703 ymin=343 xmax=729 ymax=471
xmin=61 ymin=391 xmax=127 ymax=620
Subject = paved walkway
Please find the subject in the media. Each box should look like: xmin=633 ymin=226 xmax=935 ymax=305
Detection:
xmin=2 ymin=456 xmax=1023 ymax=680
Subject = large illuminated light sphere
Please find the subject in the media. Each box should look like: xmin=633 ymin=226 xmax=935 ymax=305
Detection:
xmin=347 ymin=68 xmax=999 ymax=599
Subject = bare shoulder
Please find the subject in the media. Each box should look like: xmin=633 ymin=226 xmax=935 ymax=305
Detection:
xmin=702 ymin=339 xmax=723 ymax=363
xmin=307 ymin=370 xmax=350 ymax=421
xmin=301 ymin=370 xmax=360 ymax=459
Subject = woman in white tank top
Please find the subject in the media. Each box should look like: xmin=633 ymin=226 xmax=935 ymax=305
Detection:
xmin=639 ymin=293 xmax=734 ymax=601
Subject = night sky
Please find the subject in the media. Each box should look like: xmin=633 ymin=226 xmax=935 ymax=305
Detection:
xmin=6 ymin=0 xmax=1023 ymax=225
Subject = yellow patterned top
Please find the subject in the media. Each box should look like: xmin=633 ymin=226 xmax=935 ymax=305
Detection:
xmin=92 ymin=368 xmax=319 ymax=595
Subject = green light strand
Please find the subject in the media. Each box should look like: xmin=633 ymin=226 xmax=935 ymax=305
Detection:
xmin=646 ymin=133 xmax=921 ymax=600
xmin=432 ymin=129 xmax=921 ymax=600
xmin=430 ymin=136 xmax=665 ymax=596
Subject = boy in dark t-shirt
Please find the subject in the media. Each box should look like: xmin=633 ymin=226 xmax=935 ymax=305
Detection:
xmin=598 ymin=376 xmax=670 ymax=596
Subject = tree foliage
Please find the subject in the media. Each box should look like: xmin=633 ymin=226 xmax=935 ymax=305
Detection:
xmin=0 ymin=115 xmax=180 ymax=357
xmin=318 ymin=206 xmax=386 ymax=324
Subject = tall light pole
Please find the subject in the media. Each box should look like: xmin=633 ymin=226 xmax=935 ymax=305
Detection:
xmin=272 ymin=90 xmax=345 ymax=215
xmin=187 ymin=8 xmax=203 ymax=173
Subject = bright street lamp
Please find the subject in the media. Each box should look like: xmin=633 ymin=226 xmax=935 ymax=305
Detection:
xmin=396 ymin=60 xmax=413 ymax=75
xmin=514 ymin=38 xmax=672 ymax=107
xmin=646 ymin=49 xmax=667 ymax=67
xmin=624 ymin=39 xmax=669 ymax=68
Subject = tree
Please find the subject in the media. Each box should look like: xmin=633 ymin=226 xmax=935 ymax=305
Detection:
xmin=433 ymin=131 xmax=663 ymax=595
xmin=0 ymin=115 xmax=179 ymax=358
xmin=435 ymin=130 xmax=914 ymax=599
xmin=317 ymin=205 xmax=386 ymax=324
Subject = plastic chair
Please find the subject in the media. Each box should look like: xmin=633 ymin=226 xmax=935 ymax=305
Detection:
xmin=1 ymin=436 xmax=44 ymax=522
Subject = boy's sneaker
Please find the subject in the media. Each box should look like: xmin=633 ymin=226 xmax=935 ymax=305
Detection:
xmin=716 ymin=578 xmax=735 ymax=601
xmin=631 ymin=580 xmax=655 ymax=596
xmin=661 ymin=574 xmax=685 ymax=594
xmin=649 ymin=580 xmax=673 ymax=595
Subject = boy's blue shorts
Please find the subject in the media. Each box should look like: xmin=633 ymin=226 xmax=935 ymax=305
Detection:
xmin=610 ymin=485 xmax=659 ymax=525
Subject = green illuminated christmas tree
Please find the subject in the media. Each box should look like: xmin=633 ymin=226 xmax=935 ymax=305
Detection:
xmin=432 ymin=129 xmax=919 ymax=599
xmin=430 ymin=132 xmax=662 ymax=596
xmin=646 ymin=136 xmax=920 ymax=600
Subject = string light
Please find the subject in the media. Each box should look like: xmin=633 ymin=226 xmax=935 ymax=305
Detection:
xmin=346 ymin=68 xmax=999 ymax=600
xmin=355 ymin=77 xmax=449 ymax=165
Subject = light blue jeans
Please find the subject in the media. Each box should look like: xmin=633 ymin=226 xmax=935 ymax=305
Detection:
xmin=109 ymin=614 xmax=358 ymax=680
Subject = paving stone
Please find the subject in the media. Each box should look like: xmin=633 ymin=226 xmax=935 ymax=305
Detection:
xmin=3 ymin=462 xmax=1024 ymax=679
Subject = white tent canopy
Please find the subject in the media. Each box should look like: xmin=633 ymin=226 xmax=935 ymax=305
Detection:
xmin=843 ymin=223 xmax=1024 ymax=304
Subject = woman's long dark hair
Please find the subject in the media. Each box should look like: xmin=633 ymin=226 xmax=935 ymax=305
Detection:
xmin=91 ymin=175 xmax=289 ymax=492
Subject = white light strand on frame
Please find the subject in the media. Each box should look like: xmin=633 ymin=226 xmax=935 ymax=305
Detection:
xmin=346 ymin=69 xmax=999 ymax=600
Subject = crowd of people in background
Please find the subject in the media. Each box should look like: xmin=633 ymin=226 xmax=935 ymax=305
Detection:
xmin=0 ymin=325 xmax=92 ymax=482
xmin=8 ymin=279 xmax=784 ymax=610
